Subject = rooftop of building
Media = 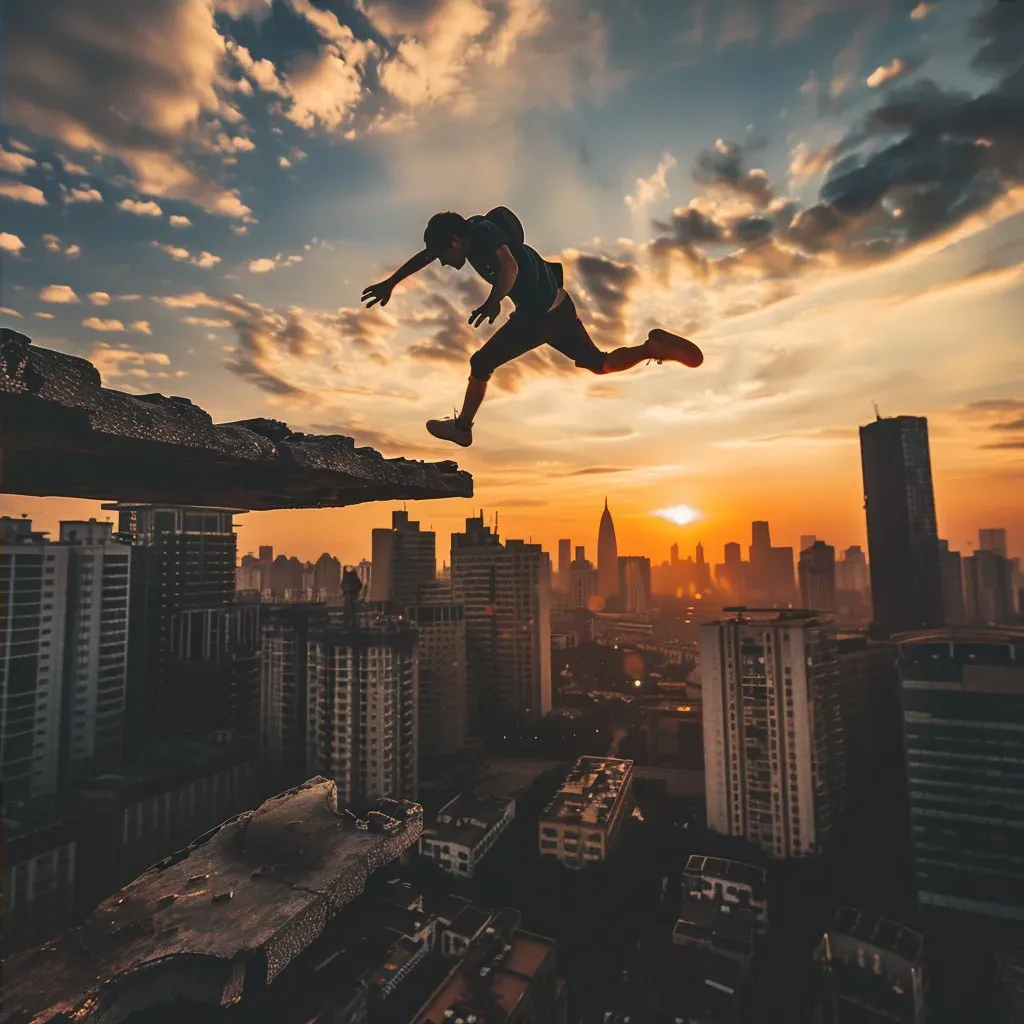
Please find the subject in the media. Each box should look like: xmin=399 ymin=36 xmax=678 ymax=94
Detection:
xmin=539 ymin=756 xmax=633 ymax=828
xmin=674 ymin=897 xmax=758 ymax=954
xmin=827 ymin=907 xmax=924 ymax=964
xmin=717 ymin=607 xmax=828 ymax=625
xmin=0 ymin=329 xmax=472 ymax=510
xmin=1 ymin=777 xmax=423 ymax=1024
xmin=893 ymin=626 xmax=1024 ymax=646
xmin=79 ymin=736 xmax=259 ymax=804
xmin=684 ymin=855 xmax=767 ymax=894
xmin=410 ymin=909 xmax=555 ymax=1024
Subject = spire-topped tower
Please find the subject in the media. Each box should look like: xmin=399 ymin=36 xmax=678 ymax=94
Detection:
xmin=597 ymin=499 xmax=619 ymax=600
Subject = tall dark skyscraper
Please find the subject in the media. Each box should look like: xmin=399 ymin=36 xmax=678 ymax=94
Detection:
xmin=367 ymin=510 xmax=436 ymax=607
xmin=937 ymin=539 xmax=966 ymax=625
xmin=859 ymin=415 xmax=944 ymax=636
xmin=104 ymin=504 xmax=256 ymax=748
xmin=597 ymin=499 xmax=618 ymax=600
xmin=897 ymin=628 xmax=1024 ymax=922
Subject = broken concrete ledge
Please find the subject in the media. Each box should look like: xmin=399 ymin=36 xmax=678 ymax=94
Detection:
xmin=0 ymin=329 xmax=473 ymax=510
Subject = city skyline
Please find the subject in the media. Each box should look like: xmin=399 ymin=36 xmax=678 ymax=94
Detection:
xmin=2 ymin=0 xmax=1023 ymax=563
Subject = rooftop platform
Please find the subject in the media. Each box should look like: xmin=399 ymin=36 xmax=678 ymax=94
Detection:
xmin=1 ymin=777 xmax=423 ymax=1024
xmin=0 ymin=329 xmax=472 ymax=510
xmin=539 ymin=756 xmax=633 ymax=828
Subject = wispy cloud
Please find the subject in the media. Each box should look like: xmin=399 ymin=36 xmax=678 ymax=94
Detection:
xmin=0 ymin=180 xmax=46 ymax=205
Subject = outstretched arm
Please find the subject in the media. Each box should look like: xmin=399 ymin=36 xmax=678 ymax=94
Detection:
xmin=469 ymin=245 xmax=518 ymax=327
xmin=362 ymin=249 xmax=435 ymax=307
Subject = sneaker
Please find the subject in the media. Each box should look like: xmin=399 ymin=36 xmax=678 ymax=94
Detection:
xmin=426 ymin=413 xmax=473 ymax=447
xmin=646 ymin=328 xmax=704 ymax=368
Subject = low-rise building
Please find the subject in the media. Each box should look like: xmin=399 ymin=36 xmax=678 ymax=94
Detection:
xmin=411 ymin=907 xmax=565 ymax=1024
xmin=673 ymin=895 xmax=758 ymax=970
xmin=1 ymin=803 xmax=77 ymax=954
xmin=814 ymin=907 xmax=927 ymax=1023
xmin=420 ymin=793 xmax=515 ymax=878
xmin=683 ymin=854 xmax=768 ymax=934
xmin=538 ymin=756 xmax=634 ymax=868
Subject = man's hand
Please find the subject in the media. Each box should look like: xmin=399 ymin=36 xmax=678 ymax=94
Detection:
xmin=468 ymin=296 xmax=501 ymax=328
xmin=361 ymin=280 xmax=394 ymax=308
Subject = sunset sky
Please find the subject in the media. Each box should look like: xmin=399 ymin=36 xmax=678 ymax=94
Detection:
xmin=2 ymin=0 xmax=1022 ymax=568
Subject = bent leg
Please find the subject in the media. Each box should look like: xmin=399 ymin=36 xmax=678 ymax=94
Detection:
xmin=460 ymin=315 xmax=542 ymax=423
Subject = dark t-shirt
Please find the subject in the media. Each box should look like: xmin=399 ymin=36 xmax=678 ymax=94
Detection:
xmin=465 ymin=215 xmax=559 ymax=319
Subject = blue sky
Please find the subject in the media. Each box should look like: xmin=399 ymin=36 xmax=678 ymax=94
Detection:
xmin=2 ymin=0 xmax=1023 ymax=564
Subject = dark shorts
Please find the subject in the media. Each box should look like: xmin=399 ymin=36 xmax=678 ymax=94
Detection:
xmin=468 ymin=293 xmax=606 ymax=382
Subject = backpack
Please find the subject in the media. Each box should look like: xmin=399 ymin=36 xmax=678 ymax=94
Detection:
xmin=484 ymin=206 xmax=525 ymax=246
xmin=482 ymin=206 xmax=564 ymax=289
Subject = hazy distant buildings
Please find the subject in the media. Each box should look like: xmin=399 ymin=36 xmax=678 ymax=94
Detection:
xmin=367 ymin=510 xmax=436 ymax=608
xmin=814 ymin=907 xmax=927 ymax=1023
xmin=859 ymin=415 xmax=944 ymax=636
xmin=597 ymin=499 xmax=619 ymax=601
xmin=451 ymin=515 xmax=552 ymax=734
xmin=307 ymin=572 xmax=418 ymax=807
xmin=748 ymin=521 xmax=797 ymax=604
xmin=801 ymin=535 xmax=817 ymax=553
xmin=800 ymin=541 xmax=837 ymax=612
xmin=568 ymin=545 xmax=599 ymax=610
xmin=539 ymin=757 xmax=634 ymax=868
xmin=701 ymin=610 xmax=846 ymax=858
xmin=715 ymin=541 xmax=747 ymax=597
xmin=980 ymin=529 xmax=1008 ymax=558
xmin=836 ymin=546 xmax=869 ymax=594
xmin=937 ymin=540 xmax=966 ymax=625
xmin=964 ymin=545 xmax=1016 ymax=626
xmin=897 ymin=627 xmax=1024 ymax=922
xmin=557 ymin=538 xmax=571 ymax=591
xmin=618 ymin=555 xmax=652 ymax=614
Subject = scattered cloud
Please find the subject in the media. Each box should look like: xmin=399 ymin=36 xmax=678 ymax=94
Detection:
xmin=88 ymin=342 xmax=184 ymax=389
xmin=61 ymin=184 xmax=103 ymax=204
xmin=866 ymin=56 xmax=923 ymax=89
xmin=33 ymin=312 xmax=56 ymax=320
xmin=38 ymin=284 xmax=79 ymax=304
xmin=248 ymin=252 xmax=303 ymax=274
xmin=0 ymin=307 xmax=23 ymax=317
xmin=129 ymin=320 xmax=152 ymax=334
xmin=119 ymin=198 xmax=163 ymax=217
xmin=183 ymin=316 xmax=233 ymax=328
xmin=89 ymin=292 xmax=111 ymax=306
xmin=169 ymin=215 xmax=193 ymax=228
xmin=0 ymin=147 xmax=37 ymax=175
xmin=0 ymin=180 xmax=46 ymax=205
xmin=0 ymin=233 xmax=25 ymax=255
xmin=910 ymin=3 xmax=931 ymax=22
xmin=42 ymin=234 xmax=81 ymax=257
xmin=625 ymin=153 xmax=676 ymax=211
xmin=151 ymin=241 xmax=221 ymax=268
xmin=82 ymin=317 xmax=126 ymax=332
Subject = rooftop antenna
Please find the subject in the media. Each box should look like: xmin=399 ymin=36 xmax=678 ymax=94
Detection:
xmin=872 ymin=401 xmax=881 ymax=421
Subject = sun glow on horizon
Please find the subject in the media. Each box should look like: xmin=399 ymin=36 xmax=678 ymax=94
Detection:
xmin=652 ymin=504 xmax=703 ymax=526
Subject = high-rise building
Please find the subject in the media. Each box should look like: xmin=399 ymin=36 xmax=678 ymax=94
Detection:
xmin=801 ymin=535 xmax=817 ymax=553
xmin=836 ymin=546 xmax=869 ymax=594
xmin=859 ymin=415 xmax=944 ymax=636
xmin=799 ymin=541 xmax=837 ymax=612
xmin=937 ymin=539 xmax=966 ymax=625
xmin=569 ymin=548 xmax=599 ymax=611
xmin=0 ymin=517 xmax=131 ymax=804
xmin=897 ymin=627 xmax=1024 ymax=922
xmin=104 ymin=503 xmax=242 ymax=749
xmin=260 ymin=603 xmax=330 ymax=789
xmin=55 ymin=521 xmax=131 ymax=786
xmin=671 ymin=542 xmax=680 ymax=567
xmin=747 ymin=521 xmax=795 ymax=603
xmin=557 ymin=538 xmax=571 ymax=591
xmin=307 ymin=571 xmax=418 ymax=807
xmin=407 ymin=590 xmax=468 ymax=759
xmin=814 ymin=908 xmax=927 ymax=1023
xmin=979 ymin=529 xmax=1008 ymax=559
xmin=1 ymin=518 xmax=69 ymax=804
xmin=964 ymin=549 xmax=1016 ymax=625
xmin=313 ymin=552 xmax=342 ymax=599
xmin=367 ymin=510 xmax=436 ymax=608
xmin=597 ymin=499 xmax=619 ymax=601
xmin=617 ymin=556 xmax=651 ymax=614
xmin=701 ymin=610 xmax=846 ymax=858
xmin=451 ymin=515 xmax=552 ymax=734
xmin=356 ymin=558 xmax=372 ymax=592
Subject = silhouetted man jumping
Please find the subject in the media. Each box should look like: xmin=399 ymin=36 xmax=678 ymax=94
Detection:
xmin=361 ymin=207 xmax=703 ymax=447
